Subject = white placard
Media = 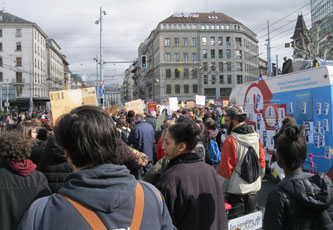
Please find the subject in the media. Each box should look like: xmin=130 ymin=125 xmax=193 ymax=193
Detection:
xmin=316 ymin=102 xmax=322 ymax=115
xmin=263 ymin=130 xmax=268 ymax=148
xmin=302 ymin=102 xmax=307 ymax=114
xmin=304 ymin=121 xmax=314 ymax=144
xmin=169 ymin=97 xmax=179 ymax=112
xmin=320 ymin=134 xmax=325 ymax=147
xmin=315 ymin=136 xmax=320 ymax=148
xmin=195 ymin=95 xmax=206 ymax=106
xmin=324 ymin=102 xmax=329 ymax=115
xmin=257 ymin=113 xmax=262 ymax=130
xmin=255 ymin=94 xmax=262 ymax=111
xmin=323 ymin=119 xmax=329 ymax=132
xmin=274 ymin=122 xmax=280 ymax=135
xmin=289 ymin=102 xmax=293 ymax=113
xmin=325 ymin=147 xmax=331 ymax=157
xmin=315 ymin=121 xmax=321 ymax=133
xmin=279 ymin=108 xmax=285 ymax=119
xmin=228 ymin=210 xmax=262 ymax=230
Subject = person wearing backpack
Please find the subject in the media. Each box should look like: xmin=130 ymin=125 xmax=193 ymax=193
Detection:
xmin=18 ymin=106 xmax=174 ymax=230
xmin=204 ymin=118 xmax=221 ymax=171
xmin=218 ymin=106 xmax=265 ymax=217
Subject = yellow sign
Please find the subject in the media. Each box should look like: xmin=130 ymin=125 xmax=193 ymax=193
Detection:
xmin=186 ymin=101 xmax=196 ymax=109
xmin=177 ymin=67 xmax=183 ymax=71
xmin=125 ymin=99 xmax=144 ymax=115
xmin=49 ymin=87 xmax=97 ymax=123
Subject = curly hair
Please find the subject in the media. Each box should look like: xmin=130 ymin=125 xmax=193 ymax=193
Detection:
xmin=0 ymin=131 xmax=33 ymax=162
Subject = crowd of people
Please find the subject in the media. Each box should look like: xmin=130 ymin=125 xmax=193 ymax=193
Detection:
xmin=0 ymin=104 xmax=332 ymax=229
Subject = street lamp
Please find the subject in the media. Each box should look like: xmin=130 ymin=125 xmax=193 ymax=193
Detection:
xmin=5 ymin=78 xmax=9 ymax=113
xmin=95 ymin=7 xmax=107 ymax=109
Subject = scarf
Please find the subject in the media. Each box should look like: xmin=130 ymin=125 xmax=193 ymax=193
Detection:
xmin=7 ymin=159 xmax=36 ymax=176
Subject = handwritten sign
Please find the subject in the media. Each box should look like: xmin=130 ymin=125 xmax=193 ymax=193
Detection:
xmin=147 ymin=102 xmax=157 ymax=114
xmin=125 ymin=99 xmax=144 ymax=115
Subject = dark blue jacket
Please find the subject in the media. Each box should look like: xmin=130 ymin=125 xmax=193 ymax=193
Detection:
xmin=128 ymin=119 xmax=155 ymax=161
xmin=18 ymin=164 xmax=174 ymax=230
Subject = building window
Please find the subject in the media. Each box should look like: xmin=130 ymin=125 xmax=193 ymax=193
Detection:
xmin=16 ymin=72 xmax=23 ymax=83
xmin=236 ymin=62 xmax=243 ymax=71
xmin=211 ymin=49 xmax=215 ymax=59
xmin=211 ymin=62 xmax=216 ymax=71
xmin=16 ymin=87 xmax=22 ymax=96
xmin=183 ymin=53 xmax=188 ymax=62
xmin=226 ymin=36 xmax=231 ymax=46
xmin=183 ymin=38 xmax=188 ymax=46
xmin=166 ymin=84 xmax=171 ymax=94
xmin=0 ymin=29 xmax=2 ymax=37
xmin=227 ymin=75 xmax=232 ymax=84
xmin=220 ymin=88 xmax=232 ymax=97
xmin=219 ymin=62 xmax=224 ymax=72
xmin=219 ymin=75 xmax=224 ymax=84
xmin=202 ymin=49 xmax=207 ymax=59
xmin=192 ymin=53 xmax=197 ymax=61
xmin=0 ymin=72 xmax=2 ymax=82
xmin=235 ymin=50 xmax=242 ymax=59
xmin=16 ymin=57 xmax=22 ymax=67
xmin=226 ymin=49 xmax=231 ymax=59
xmin=235 ymin=37 xmax=242 ymax=46
xmin=175 ymin=84 xmax=180 ymax=94
xmin=202 ymin=36 xmax=207 ymax=46
xmin=16 ymin=42 xmax=22 ymax=51
xmin=165 ymin=38 xmax=170 ymax=46
xmin=203 ymin=62 xmax=208 ymax=71
xmin=210 ymin=37 xmax=215 ymax=46
xmin=193 ymin=84 xmax=198 ymax=93
xmin=237 ymin=75 xmax=243 ymax=84
xmin=165 ymin=53 xmax=171 ymax=62
xmin=184 ymin=84 xmax=189 ymax=94
xmin=166 ymin=69 xmax=171 ymax=79
xmin=204 ymin=75 xmax=208 ymax=84
xmin=16 ymin=28 xmax=22 ymax=37
xmin=218 ymin=36 xmax=223 ymax=45
xmin=191 ymin=37 xmax=196 ymax=46
xmin=184 ymin=68 xmax=189 ymax=79
xmin=204 ymin=88 xmax=215 ymax=96
xmin=226 ymin=62 xmax=231 ymax=71
xmin=218 ymin=49 xmax=223 ymax=58
xmin=174 ymin=38 xmax=179 ymax=46
xmin=211 ymin=75 xmax=216 ymax=84
xmin=192 ymin=68 xmax=197 ymax=79
xmin=175 ymin=69 xmax=180 ymax=78
xmin=174 ymin=53 xmax=180 ymax=62
xmin=0 ymin=57 xmax=2 ymax=66
xmin=0 ymin=43 xmax=2 ymax=52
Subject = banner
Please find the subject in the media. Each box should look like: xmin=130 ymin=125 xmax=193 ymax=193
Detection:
xmin=147 ymin=102 xmax=157 ymax=115
xmin=49 ymin=87 xmax=97 ymax=123
xmin=169 ymin=97 xmax=178 ymax=112
xmin=125 ymin=99 xmax=144 ymax=115
xmin=196 ymin=95 xmax=206 ymax=106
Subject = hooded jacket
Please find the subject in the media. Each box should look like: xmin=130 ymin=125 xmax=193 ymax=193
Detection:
xmin=18 ymin=164 xmax=174 ymax=230
xmin=218 ymin=123 xmax=265 ymax=194
xmin=128 ymin=119 xmax=155 ymax=161
xmin=263 ymin=172 xmax=333 ymax=230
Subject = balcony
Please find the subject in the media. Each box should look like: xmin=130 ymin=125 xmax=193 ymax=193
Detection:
xmin=12 ymin=78 xmax=25 ymax=84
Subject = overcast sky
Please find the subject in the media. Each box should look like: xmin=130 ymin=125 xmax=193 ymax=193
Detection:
xmin=4 ymin=0 xmax=312 ymax=85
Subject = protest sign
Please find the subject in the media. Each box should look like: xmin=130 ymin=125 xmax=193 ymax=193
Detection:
xmin=125 ymin=99 xmax=144 ymax=115
xmin=147 ymin=102 xmax=157 ymax=114
xmin=169 ymin=97 xmax=178 ymax=112
xmin=196 ymin=95 xmax=206 ymax=106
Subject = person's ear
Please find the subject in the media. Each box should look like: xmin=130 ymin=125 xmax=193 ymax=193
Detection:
xmin=178 ymin=142 xmax=187 ymax=153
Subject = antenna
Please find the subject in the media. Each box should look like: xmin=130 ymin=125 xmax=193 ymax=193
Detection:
xmin=2 ymin=0 xmax=5 ymax=12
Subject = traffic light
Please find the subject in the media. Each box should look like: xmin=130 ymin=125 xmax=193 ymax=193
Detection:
xmin=272 ymin=63 xmax=276 ymax=76
xmin=100 ymin=97 xmax=104 ymax=106
xmin=141 ymin=55 xmax=147 ymax=68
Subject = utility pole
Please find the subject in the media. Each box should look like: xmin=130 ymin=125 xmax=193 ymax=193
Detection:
xmin=0 ymin=86 xmax=2 ymax=112
xmin=267 ymin=20 xmax=272 ymax=77
xmin=96 ymin=7 xmax=106 ymax=108
xmin=276 ymin=55 xmax=279 ymax=76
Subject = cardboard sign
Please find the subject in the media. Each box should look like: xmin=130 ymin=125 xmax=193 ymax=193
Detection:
xmin=49 ymin=87 xmax=97 ymax=123
xmin=147 ymin=102 xmax=157 ymax=115
xmin=208 ymin=99 xmax=215 ymax=105
xmin=196 ymin=95 xmax=206 ymax=106
xmin=125 ymin=99 xmax=144 ymax=115
xmin=223 ymin=99 xmax=229 ymax=107
xmin=186 ymin=101 xmax=196 ymax=109
xmin=107 ymin=104 xmax=119 ymax=114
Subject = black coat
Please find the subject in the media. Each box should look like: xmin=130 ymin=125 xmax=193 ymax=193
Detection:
xmin=0 ymin=164 xmax=51 ymax=230
xmin=38 ymin=136 xmax=73 ymax=193
xmin=156 ymin=153 xmax=228 ymax=230
xmin=264 ymin=172 xmax=333 ymax=230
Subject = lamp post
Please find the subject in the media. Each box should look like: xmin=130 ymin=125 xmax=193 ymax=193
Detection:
xmin=93 ymin=56 xmax=99 ymax=100
xmin=95 ymin=7 xmax=107 ymax=108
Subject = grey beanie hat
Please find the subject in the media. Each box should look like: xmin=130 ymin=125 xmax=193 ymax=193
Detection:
xmin=225 ymin=106 xmax=246 ymax=119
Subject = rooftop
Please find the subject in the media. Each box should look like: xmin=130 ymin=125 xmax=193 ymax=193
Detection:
xmin=0 ymin=11 xmax=32 ymax=24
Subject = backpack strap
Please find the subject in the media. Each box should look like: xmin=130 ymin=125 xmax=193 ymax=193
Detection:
xmin=59 ymin=182 xmax=144 ymax=230
xmin=130 ymin=182 xmax=144 ymax=230
xmin=59 ymin=194 xmax=107 ymax=230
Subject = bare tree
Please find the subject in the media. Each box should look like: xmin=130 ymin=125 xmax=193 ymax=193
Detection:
xmin=294 ymin=20 xmax=333 ymax=60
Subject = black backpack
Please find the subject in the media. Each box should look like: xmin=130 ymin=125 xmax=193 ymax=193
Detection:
xmin=237 ymin=146 xmax=261 ymax=183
